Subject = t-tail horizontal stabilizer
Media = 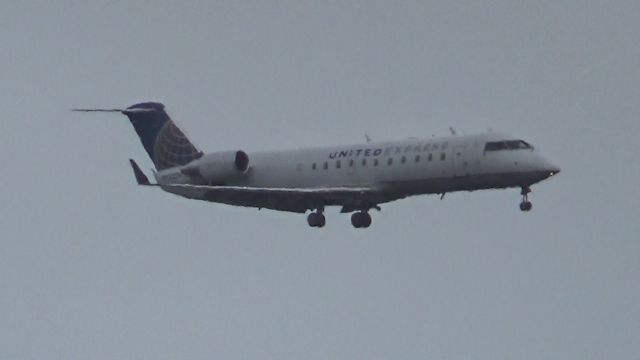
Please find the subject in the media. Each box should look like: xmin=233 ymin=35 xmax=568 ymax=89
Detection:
xmin=129 ymin=159 xmax=153 ymax=186
xmin=72 ymin=108 xmax=156 ymax=115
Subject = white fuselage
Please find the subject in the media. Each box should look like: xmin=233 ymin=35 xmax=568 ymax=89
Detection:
xmin=156 ymin=132 xmax=559 ymax=212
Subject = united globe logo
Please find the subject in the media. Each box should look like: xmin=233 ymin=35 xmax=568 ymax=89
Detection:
xmin=152 ymin=121 xmax=201 ymax=170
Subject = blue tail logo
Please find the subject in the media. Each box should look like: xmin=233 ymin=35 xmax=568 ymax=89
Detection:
xmin=124 ymin=102 xmax=202 ymax=170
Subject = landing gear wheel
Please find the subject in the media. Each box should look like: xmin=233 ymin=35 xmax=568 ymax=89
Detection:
xmin=519 ymin=186 xmax=533 ymax=212
xmin=350 ymin=211 xmax=372 ymax=228
xmin=519 ymin=201 xmax=533 ymax=212
xmin=307 ymin=212 xmax=326 ymax=228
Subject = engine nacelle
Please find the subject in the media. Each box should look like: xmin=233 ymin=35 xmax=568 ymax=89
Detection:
xmin=180 ymin=150 xmax=249 ymax=184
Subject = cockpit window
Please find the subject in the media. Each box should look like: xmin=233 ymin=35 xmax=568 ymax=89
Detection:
xmin=485 ymin=140 xmax=532 ymax=152
xmin=484 ymin=141 xmax=508 ymax=151
xmin=506 ymin=140 xmax=532 ymax=150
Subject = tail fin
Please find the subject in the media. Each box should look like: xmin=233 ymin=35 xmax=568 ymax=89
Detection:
xmin=123 ymin=102 xmax=202 ymax=170
xmin=74 ymin=102 xmax=202 ymax=170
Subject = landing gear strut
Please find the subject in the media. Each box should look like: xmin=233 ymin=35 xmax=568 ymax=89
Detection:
xmin=307 ymin=208 xmax=326 ymax=228
xmin=351 ymin=211 xmax=372 ymax=228
xmin=520 ymin=186 xmax=533 ymax=212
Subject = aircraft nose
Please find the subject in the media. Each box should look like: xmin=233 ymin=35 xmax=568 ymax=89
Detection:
xmin=546 ymin=163 xmax=561 ymax=178
xmin=533 ymin=154 xmax=561 ymax=178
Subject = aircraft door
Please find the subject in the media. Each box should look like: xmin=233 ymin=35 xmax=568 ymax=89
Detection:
xmin=453 ymin=145 xmax=469 ymax=177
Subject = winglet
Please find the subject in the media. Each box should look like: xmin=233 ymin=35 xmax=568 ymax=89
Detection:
xmin=129 ymin=159 xmax=151 ymax=185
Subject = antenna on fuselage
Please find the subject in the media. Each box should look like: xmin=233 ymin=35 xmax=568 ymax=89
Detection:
xmin=365 ymin=134 xmax=372 ymax=143
xmin=449 ymin=126 xmax=457 ymax=135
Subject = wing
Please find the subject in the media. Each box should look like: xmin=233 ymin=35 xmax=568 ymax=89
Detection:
xmin=160 ymin=183 xmax=389 ymax=213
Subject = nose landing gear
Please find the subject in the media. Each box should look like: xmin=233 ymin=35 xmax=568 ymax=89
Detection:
xmin=520 ymin=186 xmax=533 ymax=212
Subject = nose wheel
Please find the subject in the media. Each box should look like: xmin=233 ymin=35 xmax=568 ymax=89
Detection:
xmin=351 ymin=211 xmax=372 ymax=228
xmin=520 ymin=186 xmax=533 ymax=212
xmin=307 ymin=209 xmax=326 ymax=228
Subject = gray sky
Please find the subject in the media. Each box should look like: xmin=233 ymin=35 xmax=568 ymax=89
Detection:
xmin=1 ymin=1 xmax=639 ymax=359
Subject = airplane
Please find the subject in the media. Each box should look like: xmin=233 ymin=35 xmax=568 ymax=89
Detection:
xmin=74 ymin=102 xmax=560 ymax=228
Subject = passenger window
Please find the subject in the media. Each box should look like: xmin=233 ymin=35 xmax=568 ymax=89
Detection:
xmin=428 ymin=153 xmax=433 ymax=162
xmin=312 ymin=163 xmax=317 ymax=170
xmin=323 ymin=162 xmax=328 ymax=170
xmin=388 ymin=158 xmax=393 ymax=166
xmin=440 ymin=153 xmax=446 ymax=161
xmin=415 ymin=155 xmax=420 ymax=163
xmin=336 ymin=160 xmax=341 ymax=169
xmin=362 ymin=158 xmax=367 ymax=166
xmin=374 ymin=158 xmax=379 ymax=166
xmin=349 ymin=159 xmax=354 ymax=167
xmin=401 ymin=156 xmax=406 ymax=164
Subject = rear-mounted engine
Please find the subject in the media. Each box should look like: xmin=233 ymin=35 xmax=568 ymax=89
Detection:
xmin=180 ymin=150 xmax=249 ymax=184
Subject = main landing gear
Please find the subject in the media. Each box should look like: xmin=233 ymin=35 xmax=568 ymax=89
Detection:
xmin=350 ymin=211 xmax=372 ymax=229
xmin=307 ymin=209 xmax=326 ymax=228
xmin=306 ymin=206 xmax=376 ymax=228
xmin=520 ymin=186 xmax=533 ymax=212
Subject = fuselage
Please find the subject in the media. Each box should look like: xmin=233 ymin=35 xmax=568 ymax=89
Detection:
xmin=76 ymin=102 xmax=561 ymax=227
xmin=157 ymin=132 xmax=560 ymax=209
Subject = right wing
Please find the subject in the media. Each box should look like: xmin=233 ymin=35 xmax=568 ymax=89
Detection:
xmin=160 ymin=183 xmax=389 ymax=213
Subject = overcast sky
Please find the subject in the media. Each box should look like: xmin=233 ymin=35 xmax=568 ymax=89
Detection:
xmin=1 ymin=1 xmax=639 ymax=359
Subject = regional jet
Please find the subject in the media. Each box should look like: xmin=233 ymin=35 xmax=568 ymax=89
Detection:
xmin=74 ymin=102 xmax=560 ymax=228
